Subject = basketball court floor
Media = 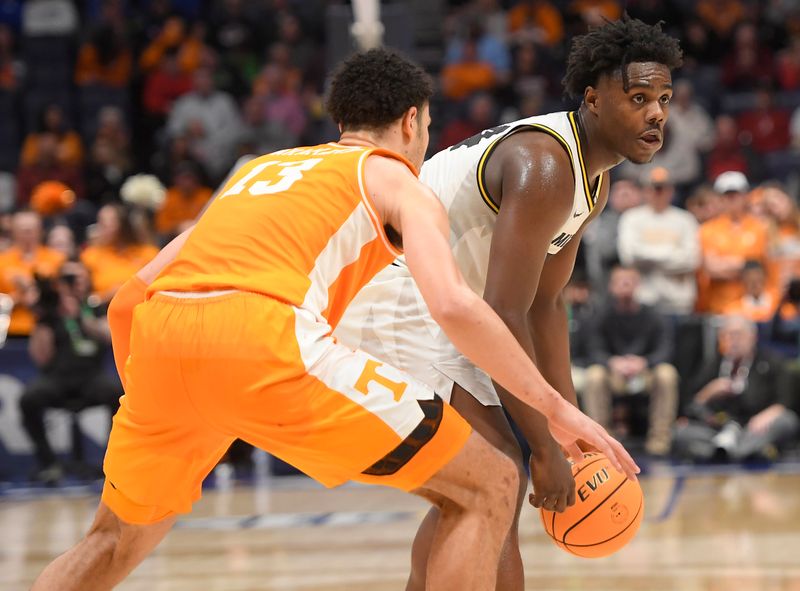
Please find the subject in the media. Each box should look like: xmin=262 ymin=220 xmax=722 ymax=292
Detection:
xmin=4 ymin=461 xmax=800 ymax=591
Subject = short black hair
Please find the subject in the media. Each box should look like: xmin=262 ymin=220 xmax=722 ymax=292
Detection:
xmin=326 ymin=48 xmax=433 ymax=132
xmin=563 ymin=15 xmax=683 ymax=100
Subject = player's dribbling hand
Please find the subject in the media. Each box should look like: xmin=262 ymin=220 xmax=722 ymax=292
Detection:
xmin=529 ymin=444 xmax=576 ymax=513
xmin=546 ymin=401 xmax=640 ymax=482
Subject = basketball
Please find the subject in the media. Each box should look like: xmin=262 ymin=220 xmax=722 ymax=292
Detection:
xmin=540 ymin=452 xmax=644 ymax=558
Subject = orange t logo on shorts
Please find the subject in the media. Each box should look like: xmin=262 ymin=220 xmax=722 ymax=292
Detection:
xmin=354 ymin=359 xmax=408 ymax=402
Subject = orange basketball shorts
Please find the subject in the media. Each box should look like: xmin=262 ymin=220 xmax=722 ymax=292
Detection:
xmin=102 ymin=291 xmax=471 ymax=524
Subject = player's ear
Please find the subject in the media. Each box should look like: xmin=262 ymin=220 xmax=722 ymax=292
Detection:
xmin=584 ymin=86 xmax=600 ymax=116
xmin=402 ymin=106 xmax=418 ymax=140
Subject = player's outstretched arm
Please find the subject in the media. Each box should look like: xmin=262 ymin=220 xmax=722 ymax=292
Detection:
xmin=365 ymin=155 xmax=639 ymax=480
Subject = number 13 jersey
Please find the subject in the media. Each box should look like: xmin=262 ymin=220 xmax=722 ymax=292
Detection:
xmin=148 ymin=143 xmax=412 ymax=329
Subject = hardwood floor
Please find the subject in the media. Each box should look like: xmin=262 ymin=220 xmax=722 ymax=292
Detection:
xmin=4 ymin=465 xmax=800 ymax=590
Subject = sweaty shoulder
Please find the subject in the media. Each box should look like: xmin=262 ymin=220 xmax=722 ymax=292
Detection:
xmin=484 ymin=128 xmax=575 ymax=212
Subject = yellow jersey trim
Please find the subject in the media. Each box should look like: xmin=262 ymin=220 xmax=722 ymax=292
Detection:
xmin=475 ymin=124 xmax=576 ymax=215
xmin=567 ymin=111 xmax=601 ymax=212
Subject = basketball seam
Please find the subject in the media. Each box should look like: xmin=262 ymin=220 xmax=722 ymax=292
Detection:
xmin=562 ymin=496 xmax=643 ymax=548
xmin=560 ymin=477 xmax=630 ymax=544
xmin=546 ymin=455 xmax=606 ymax=541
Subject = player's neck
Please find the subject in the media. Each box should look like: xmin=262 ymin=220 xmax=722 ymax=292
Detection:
xmin=338 ymin=130 xmax=402 ymax=156
xmin=338 ymin=132 xmax=382 ymax=149
xmin=575 ymin=106 xmax=625 ymax=179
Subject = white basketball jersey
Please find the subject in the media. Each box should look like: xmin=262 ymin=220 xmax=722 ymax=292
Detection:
xmin=418 ymin=110 xmax=603 ymax=296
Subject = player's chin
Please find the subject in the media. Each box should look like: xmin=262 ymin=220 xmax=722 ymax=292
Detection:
xmin=626 ymin=147 xmax=659 ymax=165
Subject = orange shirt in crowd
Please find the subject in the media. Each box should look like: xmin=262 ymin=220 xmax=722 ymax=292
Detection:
xmin=441 ymin=62 xmax=495 ymax=101
xmin=767 ymin=223 xmax=800 ymax=289
xmin=507 ymin=1 xmax=564 ymax=47
xmin=155 ymin=186 xmax=214 ymax=235
xmin=75 ymin=44 xmax=133 ymax=87
xmin=20 ymin=132 xmax=84 ymax=168
xmin=0 ymin=246 xmax=65 ymax=336
xmin=569 ymin=0 xmax=622 ymax=22
xmin=695 ymin=0 xmax=746 ymax=39
xmin=698 ymin=215 xmax=768 ymax=314
xmin=723 ymin=287 xmax=781 ymax=323
xmin=139 ymin=18 xmax=202 ymax=74
xmin=81 ymin=244 xmax=159 ymax=302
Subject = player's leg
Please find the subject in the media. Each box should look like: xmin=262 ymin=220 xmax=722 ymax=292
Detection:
xmin=31 ymin=293 xmax=237 ymax=590
xmin=31 ymin=499 xmax=176 ymax=591
xmin=645 ymin=363 xmax=679 ymax=456
xmin=411 ymin=429 xmax=519 ymax=591
xmin=238 ymin=306 xmax=522 ymax=590
xmin=406 ymin=383 xmax=527 ymax=591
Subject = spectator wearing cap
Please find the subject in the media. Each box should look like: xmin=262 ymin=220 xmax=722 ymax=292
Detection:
xmin=697 ymin=172 xmax=769 ymax=314
xmin=617 ymin=167 xmax=701 ymax=317
xmin=0 ymin=211 xmax=64 ymax=337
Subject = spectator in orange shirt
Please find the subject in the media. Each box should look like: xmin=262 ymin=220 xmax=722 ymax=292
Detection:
xmin=16 ymin=133 xmax=84 ymax=207
xmin=75 ymin=24 xmax=133 ymax=88
xmin=0 ymin=211 xmax=65 ymax=337
xmin=761 ymin=183 xmax=800 ymax=289
xmin=723 ymin=260 xmax=780 ymax=323
xmin=695 ymin=0 xmax=746 ymax=44
xmin=155 ymin=161 xmax=213 ymax=237
xmin=569 ymin=0 xmax=622 ymax=27
xmin=698 ymin=172 xmax=769 ymax=315
xmin=20 ymin=104 xmax=84 ymax=168
xmin=139 ymin=16 xmax=204 ymax=75
xmin=81 ymin=204 xmax=158 ymax=303
xmin=507 ymin=0 xmax=564 ymax=48
xmin=441 ymin=44 xmax=496 ymax=101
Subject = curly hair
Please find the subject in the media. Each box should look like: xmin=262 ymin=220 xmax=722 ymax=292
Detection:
xmin=563 ymin=15 xmax=683 ymax=100
xmin=326 ymin=48 xmax=433 ymax=131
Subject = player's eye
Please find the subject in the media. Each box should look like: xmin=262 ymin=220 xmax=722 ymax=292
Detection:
xmin=660 ymin=95 xmax=671 ymax=105
xmin=632 ymin=94 xmax=645 ymax=105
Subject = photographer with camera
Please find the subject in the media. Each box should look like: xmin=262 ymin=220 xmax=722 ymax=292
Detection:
xmin=18 ymin=260 xmax=121 ymax=484
xmin=0 ymin=210 xmax=64 ymax=345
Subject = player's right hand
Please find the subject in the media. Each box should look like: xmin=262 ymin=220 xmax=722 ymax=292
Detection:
xmin=529 ymin=443 xmax=576 ymax=513
xmin=546 ymin=400 xmax=640 ymax=482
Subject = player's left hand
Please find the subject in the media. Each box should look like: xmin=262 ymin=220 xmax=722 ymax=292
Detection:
xmin=528 ymin=443 xmax=576 ymax=513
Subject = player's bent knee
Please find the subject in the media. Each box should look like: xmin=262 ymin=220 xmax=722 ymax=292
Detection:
xmin=474 ymin=449 xmax=519 ymax=519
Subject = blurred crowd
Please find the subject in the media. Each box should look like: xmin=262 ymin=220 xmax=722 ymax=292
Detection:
xmin=3 ymin=0 xmax=800 ymax=483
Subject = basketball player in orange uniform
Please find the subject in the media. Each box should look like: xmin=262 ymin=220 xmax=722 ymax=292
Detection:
xmin=31 ymin=49 xmax=637 ymax=591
